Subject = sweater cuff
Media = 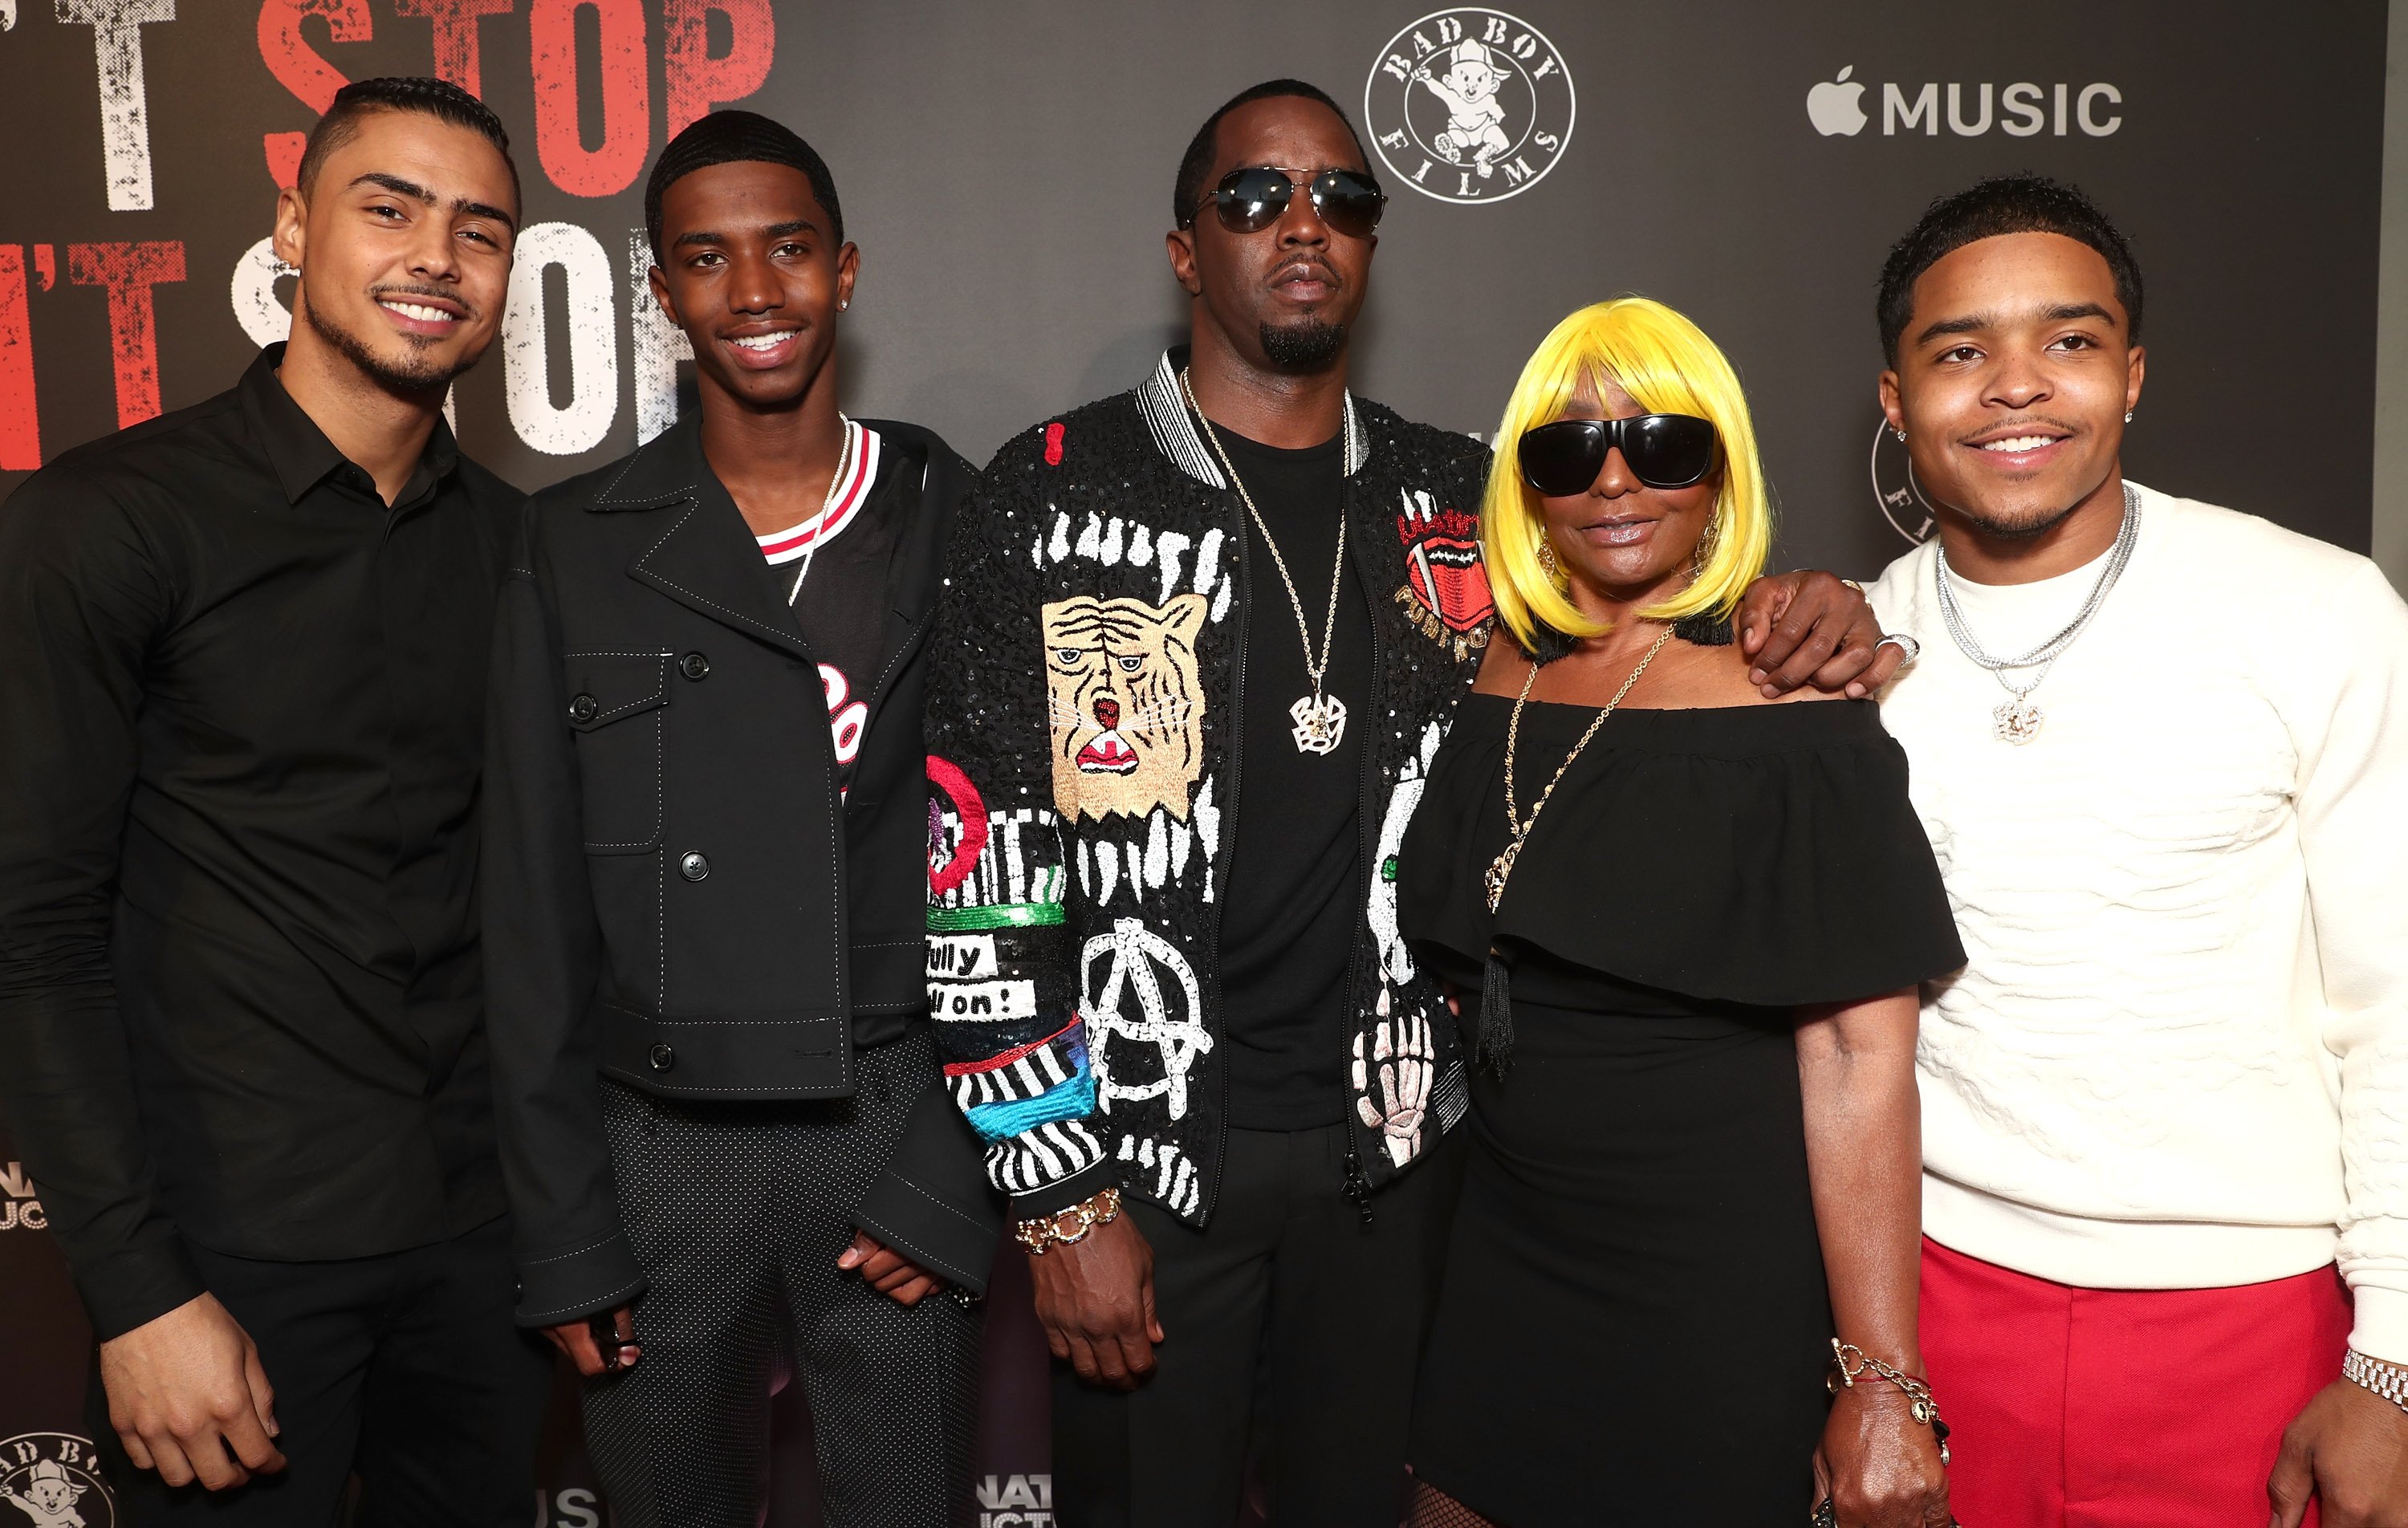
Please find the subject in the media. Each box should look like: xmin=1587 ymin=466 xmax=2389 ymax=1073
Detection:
xmin=512 ymin=1229 xmax=649 ymax=1327
xmin=2346 ymin=1285 xmax=2408 ymax=1367
xmin=1008 ymin=1157 xmax=1118 ymax=1222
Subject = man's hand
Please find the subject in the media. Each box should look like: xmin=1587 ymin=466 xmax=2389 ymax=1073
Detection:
xmin=2268 ymin=1378 xmax=2408 ymax=1527
xmin=1027 ymin=1212 xmax=1161 ymax=1391
xmin=97 ymin=1293 xmax=285 ymax=1490
xmin=1736 ymin=570 xmax=1900 ymax=699
xmin=837 ymin=1230 xmax=946 ymax=1307
xmin=541 ymin=1306 xmax=639 ymax=1378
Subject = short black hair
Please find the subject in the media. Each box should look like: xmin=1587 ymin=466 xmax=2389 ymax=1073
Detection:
xmin=296 ymin=76 xmax=516 ymax=205
xmin=646 ymin=110 xmax=844 ymax=262
xmin=1173 ymin=79 xmax=1376 ymax=228
xmin=1877 ymin=173 xmax=2142 ymax=365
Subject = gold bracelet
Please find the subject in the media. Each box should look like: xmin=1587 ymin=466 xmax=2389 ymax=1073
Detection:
xmin=1014 ymin=1185 xmax=1122 ymax=1256
xmin=1827 ymin=1339 xmax=1953 ymax=1465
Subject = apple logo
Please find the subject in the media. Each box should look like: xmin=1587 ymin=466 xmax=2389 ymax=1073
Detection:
xmin=1808 ymin=66 xmax=1869 ymax=136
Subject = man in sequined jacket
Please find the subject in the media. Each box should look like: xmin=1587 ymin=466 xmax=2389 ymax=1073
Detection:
xmin=921 ymin=79 xmax=1898 ymax=1527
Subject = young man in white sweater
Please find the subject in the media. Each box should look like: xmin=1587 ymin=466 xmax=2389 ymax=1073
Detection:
xmin=1865 ymin=175 xmax=2408 ymax=1528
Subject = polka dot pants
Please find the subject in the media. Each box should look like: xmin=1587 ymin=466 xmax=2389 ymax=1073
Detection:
xmin=584 ymin=1030 xmax=982 ymax=1527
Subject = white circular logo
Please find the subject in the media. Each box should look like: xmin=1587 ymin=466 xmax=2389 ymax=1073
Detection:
xmin=1869 ymin=416 xmax=1937 ymax=545
xmin=1364 ymin=9 xmax=1576 ymax=205
xmin=0 ymin=1434 xmax=116 ymax=1528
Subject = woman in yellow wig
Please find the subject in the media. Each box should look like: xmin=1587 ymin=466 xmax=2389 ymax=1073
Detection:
xmin=1393 ymin=299 xmax=1965 ymax=1528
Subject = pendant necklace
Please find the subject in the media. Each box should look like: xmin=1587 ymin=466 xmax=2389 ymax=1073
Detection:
xmin=1933 ymin=482 xmax=2139 ymax=745
xmin=1181 ymin=368 xmax=1355 ymax=755
xmin=1486 ymin=624 xmax=1676 ymax=912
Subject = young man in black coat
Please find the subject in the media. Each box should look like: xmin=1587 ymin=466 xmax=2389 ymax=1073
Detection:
xmin=482 ymin=112 xmax=999 ymax=1527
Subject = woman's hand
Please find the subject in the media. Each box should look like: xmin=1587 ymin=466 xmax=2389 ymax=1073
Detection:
xmin=1813 ymin=1383 xmax=1953 ymax=1528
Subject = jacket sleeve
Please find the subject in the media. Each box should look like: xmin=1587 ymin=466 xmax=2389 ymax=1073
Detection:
xmin=850 ymin=1075 xmax=1006 ymax=1293
xmin=923 ymin=452 xmax=1114 ymax=1221
xmin=482 ymin=507 xmax=648 ymax=1326
xmin=0 ymin=472 xmax=205 ymax=1339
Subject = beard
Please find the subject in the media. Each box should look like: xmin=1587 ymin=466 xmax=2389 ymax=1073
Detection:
xmin=1954 ymin=498 xmax=2085 ymax=543
xmin=1259 ymin=316 xmax=1348 ymax=374
xmin=303 ymin=290 xmax=479 ymax=396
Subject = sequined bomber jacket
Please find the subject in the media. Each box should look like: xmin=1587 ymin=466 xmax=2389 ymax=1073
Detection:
xmin=923 ymin=350 xmax=1498 ymax=1224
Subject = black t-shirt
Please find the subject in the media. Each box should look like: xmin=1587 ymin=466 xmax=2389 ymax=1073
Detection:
xmin=754 ymin=421 xmax=908 ymax=798
xmin=1212 ymin=428 xmax=1376 ymax=1130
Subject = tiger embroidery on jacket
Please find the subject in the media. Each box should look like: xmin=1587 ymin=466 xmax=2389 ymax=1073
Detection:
xmin=1041 ymin=593 xmax=1209 ymax=822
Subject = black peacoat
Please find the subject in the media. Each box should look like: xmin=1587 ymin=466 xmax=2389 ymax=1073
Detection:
xmin=483 ymin=412 xmax=1000 ymax=1323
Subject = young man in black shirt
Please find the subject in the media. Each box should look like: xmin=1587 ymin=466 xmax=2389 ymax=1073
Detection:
xmin=0 ymin=79 xmax=549 ymax=1526
xmin=922 ymin=79 xmax=1904 ymax=1526
xmin=482 ymin=111 xmax=998 ymax=1526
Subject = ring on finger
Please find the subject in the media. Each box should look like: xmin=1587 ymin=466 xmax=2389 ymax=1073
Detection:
xmin=1874 ymin=631 xmax=1921 ymax=664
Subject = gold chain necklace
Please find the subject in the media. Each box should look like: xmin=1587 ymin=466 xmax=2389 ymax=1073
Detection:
xmin=1179 ymin=368 xmax=1355 ymax=755
xmin=1485 ymin=624 xmax=1676 ymax=912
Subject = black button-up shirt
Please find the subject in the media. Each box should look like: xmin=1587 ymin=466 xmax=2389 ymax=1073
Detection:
xmin=0 ymin=346 xmax=520 ymax=1339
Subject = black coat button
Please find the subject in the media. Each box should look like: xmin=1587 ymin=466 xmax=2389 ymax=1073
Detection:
xmin=677 ymin=651 xmax=710 ymax=681
xmin=679 ymin=851 xmax=709 ymax=880
xmin=649 ymin=1042 xmax=674 ymax=1071
xmin=567 ymin=693 xmax=599 ymax=722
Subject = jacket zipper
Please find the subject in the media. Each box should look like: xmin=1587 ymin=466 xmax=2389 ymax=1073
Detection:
xmin=1199 ymin=471 xmax=1248 ymax=1226
xmin=1339 ymin=462 xmax=1382 ymax=1226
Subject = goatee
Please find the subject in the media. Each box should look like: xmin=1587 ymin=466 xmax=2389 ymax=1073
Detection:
xmin=1259 ymin=318 xmax=1347 ymax=374
xmin=303 ymin=295 xmax=478 ymax=396
xmin=1956 ymin=499 xmax=2083 ymax=543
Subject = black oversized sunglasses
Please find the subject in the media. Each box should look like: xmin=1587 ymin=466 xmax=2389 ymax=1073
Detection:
xmin=1516 ymin=414 xmax=1722 ymax=497
xmin=1184 ymin=165 xmax=1387 ymax=239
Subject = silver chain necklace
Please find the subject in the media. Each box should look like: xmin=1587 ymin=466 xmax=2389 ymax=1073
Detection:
xmin=1932 ymin=482 xmax=2139 ymax=744
xmin=1180 ymin=368 xmax=1355 ymax=755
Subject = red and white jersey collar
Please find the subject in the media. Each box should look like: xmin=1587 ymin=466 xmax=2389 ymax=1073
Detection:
xmin=757 ymin=420 xmax=881 ymax=565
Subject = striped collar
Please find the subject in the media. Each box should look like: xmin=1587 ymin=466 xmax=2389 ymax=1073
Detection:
xmin=1133 ymin=348 xmax=1370 ymax=489
xmin=756 ymin=419 xmax=881 ymax=564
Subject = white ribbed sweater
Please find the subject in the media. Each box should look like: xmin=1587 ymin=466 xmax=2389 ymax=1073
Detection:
xmin=1869 ymin=483 xmax=2408 ymax=1361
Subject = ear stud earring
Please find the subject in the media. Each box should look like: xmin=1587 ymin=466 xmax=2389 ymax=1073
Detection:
xmin=1892 ymin=428 xmax=1907 ymax=442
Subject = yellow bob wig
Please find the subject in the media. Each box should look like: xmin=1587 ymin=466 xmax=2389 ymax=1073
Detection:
xmin=1482 ymin=297 xmax=1774 ymax=652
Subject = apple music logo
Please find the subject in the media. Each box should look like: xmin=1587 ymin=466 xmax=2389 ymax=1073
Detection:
xmin=1808 ymin=67 xmax=2123 ymax=138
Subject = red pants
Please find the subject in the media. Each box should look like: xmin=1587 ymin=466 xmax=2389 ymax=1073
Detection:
xmin=1918 ymin=1237 xmax=2350 ymax=1528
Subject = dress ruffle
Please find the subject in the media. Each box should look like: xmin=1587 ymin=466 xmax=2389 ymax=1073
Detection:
xmin=1399 ymin=694 xmax=1965 ymax=1010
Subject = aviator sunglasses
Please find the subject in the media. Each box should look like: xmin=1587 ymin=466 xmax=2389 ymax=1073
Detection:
xmin=1184 ymin=165 xmax=1388 ymax=239
xmin=1516 ymin=413 xmax=1722 ymax=497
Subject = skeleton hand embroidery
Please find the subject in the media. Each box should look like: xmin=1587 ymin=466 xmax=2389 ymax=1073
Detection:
xmin=1352 ymin=999 xmax=1434 ymax=1168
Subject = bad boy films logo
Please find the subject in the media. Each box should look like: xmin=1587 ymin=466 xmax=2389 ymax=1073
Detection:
xmin=0 ymin=1434 xmax=115 ymax=1528
xmin=1869 ymin=417 xmax=1937 ymax=545
xmin=1365 ymin=10 xmax=1576 ymax=203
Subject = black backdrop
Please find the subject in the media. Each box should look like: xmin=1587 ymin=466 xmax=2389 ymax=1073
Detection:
xmin=0 ymin=3 xmax=2390 ymax=1523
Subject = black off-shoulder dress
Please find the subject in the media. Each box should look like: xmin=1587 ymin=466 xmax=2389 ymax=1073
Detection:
xmin=1397 ymin=694 xmax=1963 ymax=1526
